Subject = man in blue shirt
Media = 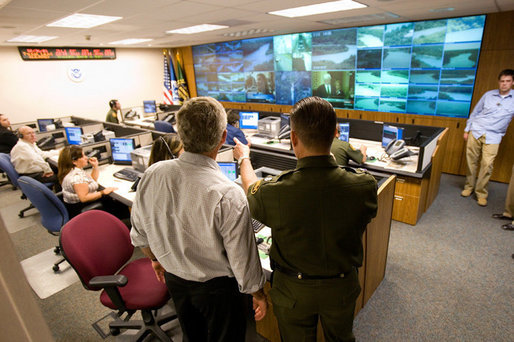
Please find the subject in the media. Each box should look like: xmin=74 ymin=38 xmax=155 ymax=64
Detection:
xmin=225 ymin=109 xmax=249 ymax=146
xmin=461 ymin=69 xmax=514 ymax=206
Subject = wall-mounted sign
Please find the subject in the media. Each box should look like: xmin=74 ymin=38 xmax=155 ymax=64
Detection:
xmin=18 ymin=47 xmax=116 ymax=60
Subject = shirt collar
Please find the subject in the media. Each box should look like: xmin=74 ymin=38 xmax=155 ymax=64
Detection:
xmin=179 ymin=151 xmax=218 ymax=170
xmin=492 ymin=89 xmax=513 ymax=98
xmin=296 ymin=155 xmax=338 ymax=170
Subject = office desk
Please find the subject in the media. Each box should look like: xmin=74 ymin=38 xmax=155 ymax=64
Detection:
xmin=123 ymin=117 xmax=155 ymax=129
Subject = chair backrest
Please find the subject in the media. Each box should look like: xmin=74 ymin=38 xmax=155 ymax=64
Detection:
xmin=60 ymin=210 xmax=134 ymax=291
xmin=17 ymin=176 xmax=68 ymax=232
xmin=154 ymin=120 xmax=175 ymax=133
xmin=0 ymin=153 xmax=20 ymax=187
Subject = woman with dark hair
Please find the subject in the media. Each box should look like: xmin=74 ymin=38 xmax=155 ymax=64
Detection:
xmin=58 ymin=146 xmax=123 ymax=219
xmin=0 ymin=114 xmax=18 ymax=154
xmin=149 ymin=134 xmax=184 ymax=166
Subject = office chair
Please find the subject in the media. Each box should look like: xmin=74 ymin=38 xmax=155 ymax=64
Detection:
xmin=0 ymin=153 xmax=51 ymax=218
xmin=154 ymin=120 xmax=175 ymax=133
xmin=17 ymin=176 xmax=68 ymax=272
xmin=60 ymin=210 xmax=177 ymax=341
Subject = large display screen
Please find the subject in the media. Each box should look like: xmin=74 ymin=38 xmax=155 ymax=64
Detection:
xmin=193 ymin=15 xmax=485 ymax=118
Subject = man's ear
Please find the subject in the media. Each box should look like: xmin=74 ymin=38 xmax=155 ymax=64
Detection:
xmin=290 ymin=130 xmax=298 ymax=147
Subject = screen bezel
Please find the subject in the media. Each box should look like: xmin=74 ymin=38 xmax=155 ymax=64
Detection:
xmin=109 ymin=138 xmax=135 ymax=165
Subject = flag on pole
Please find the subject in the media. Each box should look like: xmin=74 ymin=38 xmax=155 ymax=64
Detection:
xmin=175 ymin=51 xmax=190 ymax=103
xmin=163 ymin=49 xmax=180 ymax=105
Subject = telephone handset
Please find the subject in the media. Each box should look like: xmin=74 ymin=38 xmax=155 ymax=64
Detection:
xmin=85 ymin=150 xmax=101 ymax=159
xmin=385 ymin=139 xmax=405 ymax=156
xmin=125 ymin=110 xmax=138 ymax=119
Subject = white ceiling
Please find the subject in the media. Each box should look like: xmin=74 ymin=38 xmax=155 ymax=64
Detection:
xmin=0 ymin=0 xmax=512 ymax=48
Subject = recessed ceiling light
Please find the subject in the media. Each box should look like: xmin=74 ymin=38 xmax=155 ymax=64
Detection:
xmin=269 ymin=0 xmax=367 ymax=18
xmin=166 ymin=24 xmax=229 ymax=34
xmin=7 ymin=35 xmax=58 ymax=43
xmin=109 ymin=38 xmax=153 ymax=45
xmin=47 ymin=13 xmax=122 ymax=29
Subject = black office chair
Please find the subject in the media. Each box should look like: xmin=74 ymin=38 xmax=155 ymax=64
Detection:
xmin=154 ymin=120 xmax=175 ymax=133
xmin=60 ymin=210 xmax=177 ymax=341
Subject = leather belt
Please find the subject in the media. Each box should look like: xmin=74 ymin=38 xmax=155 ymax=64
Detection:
xmin=273 ymin=262 xmax=351 ymax=280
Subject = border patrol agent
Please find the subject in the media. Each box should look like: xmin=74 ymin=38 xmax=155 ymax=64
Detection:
xmin=330 ymin=136 xmax=367 ymax=166
xmin=234 ymin=96 xmax=378 ymax=342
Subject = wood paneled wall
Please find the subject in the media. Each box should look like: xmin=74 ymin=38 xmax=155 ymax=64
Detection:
xmin=179 ymin=10 xmax=514 ymax=183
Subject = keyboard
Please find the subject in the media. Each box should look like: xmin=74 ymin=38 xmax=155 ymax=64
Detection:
xmin=252 ymin=133 xmax=271 ymax=139
xmin=113 ymin=167 xmax=143 ymax=182
xmin=252 ymin=218 xmax=265 ymax=233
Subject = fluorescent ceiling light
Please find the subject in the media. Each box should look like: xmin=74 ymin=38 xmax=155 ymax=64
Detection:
xmin=269 ymin=0 xmax=367 ymax=18
xmin=109 ymin=38 xmax=153 ymax=45
xmin=47 ymin=13 xmax=122 ymax=29
xmin=166 ymin=24 xmax=228 ymax=34
xmin=7 ymin=35 xmax=57 ymax=43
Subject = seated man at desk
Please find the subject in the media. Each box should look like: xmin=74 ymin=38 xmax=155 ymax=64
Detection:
xmin=330 ymin=126 xmax=367 ymax=166
xmin=225 ymin=109 xmax=248 ymax=146
xmin=58 ymin=145 xmax=128 ymax=219
xmin=106 ymin=99 xmax=121 ymax=123
xmin=10 ymin=126 xmax=59 ymax=186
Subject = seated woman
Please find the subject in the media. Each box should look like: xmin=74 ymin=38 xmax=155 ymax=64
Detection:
xmin=149 ymin=134 xmax=184 ymax=166
xmin=58 ymin=146 xmax=127 ymax=219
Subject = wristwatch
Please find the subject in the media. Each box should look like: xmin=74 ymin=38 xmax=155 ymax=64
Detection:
xmin=238 ymin=155 xmax=250 ymax=165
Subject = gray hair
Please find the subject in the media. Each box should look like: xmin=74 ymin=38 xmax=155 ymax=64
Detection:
xmin=176 ymin=97 xmax=227 ymax=153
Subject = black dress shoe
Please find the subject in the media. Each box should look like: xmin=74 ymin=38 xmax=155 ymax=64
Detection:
xmin=501 ymin=223 xmax=514 ymax=231
xmin=492 ymin=213 xmax=513 ymax=220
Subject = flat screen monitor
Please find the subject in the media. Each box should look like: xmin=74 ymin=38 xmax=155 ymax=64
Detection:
xmin=143 ymin=100 xmax=157 ymax=114
xmin=382 ymin=125 xmax=404 ymax=148
xmin=280 ymin=113 xmax=290 ymax=128
xmin=338 ymin=123 xmax=350 ymax=142
xmin=110 ymin=138 xmax=135 ymax=165
xmin=65 ymin=127 xmax=83 ymax=145
xmin=37 ymin=119 xmax=55 ymax=132
xmin=239 ymin=112 xmax=259 ymax=129
xmin=217 ymin=161 xmax=238 ymax=181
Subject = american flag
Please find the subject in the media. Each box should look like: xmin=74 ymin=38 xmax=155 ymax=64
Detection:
xmin=163 ymin=49 xmax=179 ymax=105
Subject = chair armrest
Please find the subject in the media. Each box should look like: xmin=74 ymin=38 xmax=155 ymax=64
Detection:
xmin=89 ymin=275 xmax=127 ymax=288
xmin=81 ymin=201 xmax=104 ymax=212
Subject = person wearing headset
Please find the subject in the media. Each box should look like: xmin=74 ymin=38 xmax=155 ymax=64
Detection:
xmin=0 ymin=113 xmax=18 ymax=154
xmin=10 ymin=126 xmax=59 ymax=186
xmin=106 ymin=99 xmax=121 ymax=123
xmin=149 ymin=134 xmax=184 ymax=166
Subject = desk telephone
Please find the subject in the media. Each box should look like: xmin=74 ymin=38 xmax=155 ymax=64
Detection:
xmin=124 ymin=110 xmax=138 ymax=120
xmin=385 ymin=139 xmax=417 ymax=160
xmin=37 ymin=136 xmax=55 ymax=149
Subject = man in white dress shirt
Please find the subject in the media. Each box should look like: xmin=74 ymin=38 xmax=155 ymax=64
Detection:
xmin=130 ymin=97 xmax=267 ymax=341
xmin=10 ymin=126 xmax=59 ymax=185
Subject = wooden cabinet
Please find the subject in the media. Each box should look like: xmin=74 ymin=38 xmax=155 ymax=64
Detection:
xmin=392 ymin=176 xmax=428 ymax=225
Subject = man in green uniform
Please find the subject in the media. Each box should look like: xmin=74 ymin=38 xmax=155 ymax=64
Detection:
xmin=330 ymin=127 xmax=367 ymax=166
xmin=233 ymin=96 xmax=378 ymax=342
xmin=105 ymin=99 xmax=121 ymax=123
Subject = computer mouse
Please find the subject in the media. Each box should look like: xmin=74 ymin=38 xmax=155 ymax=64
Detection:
xmin=367 ymin=156 xmax=376 ymax=161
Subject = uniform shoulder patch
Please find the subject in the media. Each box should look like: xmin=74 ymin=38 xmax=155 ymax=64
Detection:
xmin=349 ymin=143 xmax=356 ymax=151
xmin=250 ymin=179 xmax=262 ymax=194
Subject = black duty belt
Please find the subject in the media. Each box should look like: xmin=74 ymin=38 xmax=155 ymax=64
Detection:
xmin=273 ymin=262 xmax=351 ymax=280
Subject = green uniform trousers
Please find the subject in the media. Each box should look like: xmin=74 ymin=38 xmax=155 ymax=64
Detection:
xmin=270 ymin=268 xmax=360 ymax=342
xmin=464 ymin=134 xmax=499 ymax=199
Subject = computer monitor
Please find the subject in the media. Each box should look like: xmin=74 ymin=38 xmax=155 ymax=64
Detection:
xmin=382 ymin=124 xmax=404 ymax=148
xmin=239 ymin=112 xmax=259 ymax=129
xmin=110 ymin=138 xmax=136 ymax=165
xmin=217 ymin=161 xmax=238 ymax=181
xmin=64 ymin=127 xmax=83 ymax=145
xmin=143 ymin=100 xmax=157 ymax=114
xmin=280 ymin=113 xmax=290 ymax=128
xmin=338 ymin=123 xmax=350 ymax=142
xmin=37 ymin=119 xmax=55 ymax=132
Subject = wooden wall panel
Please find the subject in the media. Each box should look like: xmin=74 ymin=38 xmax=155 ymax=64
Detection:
xmin=180 ymin=10 xmax=514 ymax=182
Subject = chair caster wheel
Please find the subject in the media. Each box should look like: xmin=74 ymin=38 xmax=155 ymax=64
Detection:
xmin=110 ymin=327 xmax=120 ymax=336
xmin=19 ymin=212 xmax=24 ymax=218
xmin=52 ymin=265 xmax=59 ymax=273
xmin=54 ymin=247 xmax=60 ymax=254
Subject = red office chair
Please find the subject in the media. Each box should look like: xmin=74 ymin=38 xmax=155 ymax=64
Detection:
xmin=60 ymin=210 xmax=176 ymax=341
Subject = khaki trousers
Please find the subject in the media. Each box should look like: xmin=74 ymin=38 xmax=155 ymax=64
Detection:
xmin=464 ymin=134 xmax=499 ymax=199
xmin=504 ymin=163 xmax=514 ymax=218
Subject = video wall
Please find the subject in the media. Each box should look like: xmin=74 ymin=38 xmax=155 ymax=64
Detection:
xmin=192 ymin=15 xmax=485 ymax=118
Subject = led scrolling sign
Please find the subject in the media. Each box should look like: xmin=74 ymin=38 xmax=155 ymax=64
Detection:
xmin=18 ymin=47 xmax=116 ymax=60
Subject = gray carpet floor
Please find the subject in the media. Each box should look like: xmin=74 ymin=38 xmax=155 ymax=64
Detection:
xmin=2 ymin=173 xmax=513 ymax=341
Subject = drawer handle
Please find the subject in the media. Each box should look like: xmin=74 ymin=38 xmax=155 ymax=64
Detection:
xmin=397 ymin=178 xmax=405 ymax=183
xmin=394 ymin=195 xmax=404 ymax=201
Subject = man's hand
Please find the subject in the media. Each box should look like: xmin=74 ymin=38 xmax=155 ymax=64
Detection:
xmin=252 ymin=293 xmax=268 ymax=321
xmin=43 ymin=171 xmax=54 ymax=177
xmin=463 ymin=132 xmax=468 ymax=141
xmin=233 ymin=137 xmax=250 ymax=160
xmin=151 ymin=260 xmax=165 ymax=283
